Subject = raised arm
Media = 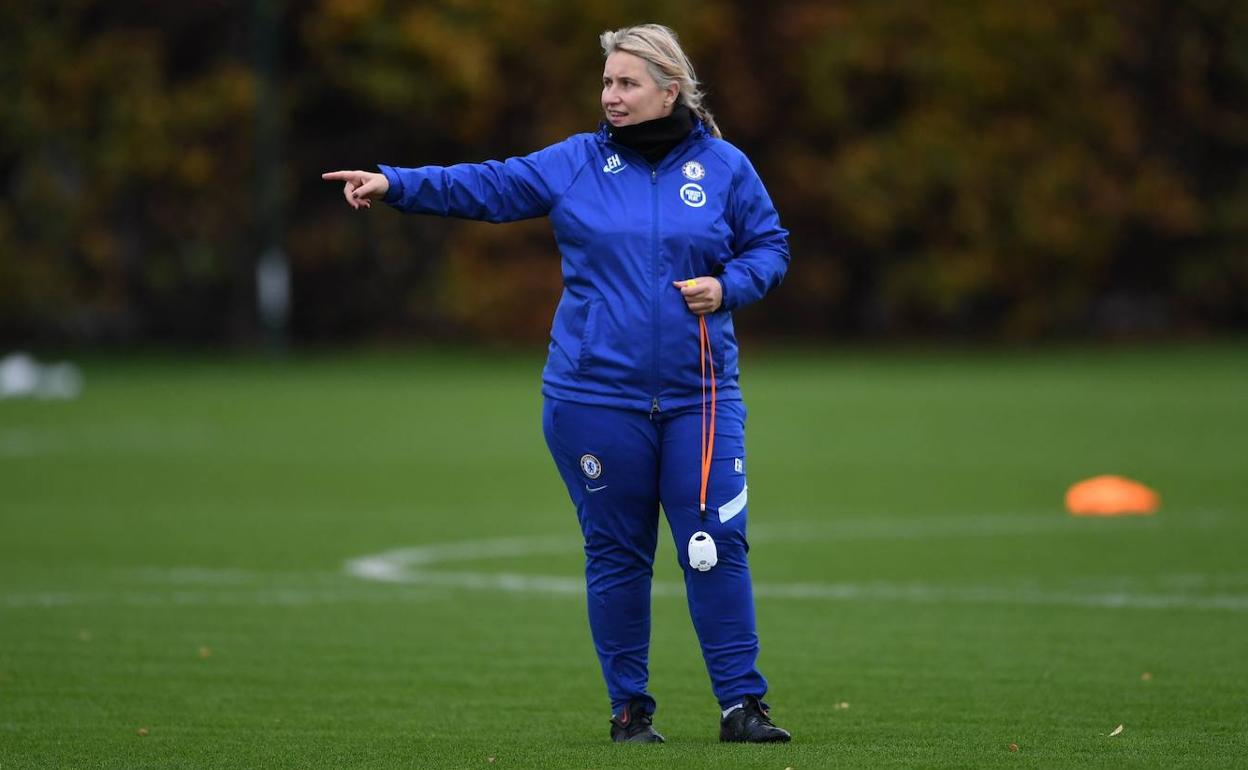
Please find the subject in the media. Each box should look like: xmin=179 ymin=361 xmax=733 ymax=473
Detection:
xmin=323 ymin=139 xmax=582 ymax=223
xmin=377 ymin=145 xmax=563 ymax=223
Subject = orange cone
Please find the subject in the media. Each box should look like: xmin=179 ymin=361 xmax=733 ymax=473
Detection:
xmin=1065 ymin=475 xmax=1160 ymax=516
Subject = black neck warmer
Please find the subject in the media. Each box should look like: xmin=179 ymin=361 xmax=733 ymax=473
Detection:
xmin=607 ymin=104 xmax=695 ymax=165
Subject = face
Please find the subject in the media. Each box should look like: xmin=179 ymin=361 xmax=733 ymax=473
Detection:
xmin=601 ymin=51 xmax=679 ymax=127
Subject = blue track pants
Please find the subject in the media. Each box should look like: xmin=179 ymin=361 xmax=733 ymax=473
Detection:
xmin=542 ymin=397 xmax=767 ymax=714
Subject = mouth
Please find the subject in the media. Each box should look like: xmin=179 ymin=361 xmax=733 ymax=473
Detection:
xmin=606 ymin=110 xmax=628 ymax=122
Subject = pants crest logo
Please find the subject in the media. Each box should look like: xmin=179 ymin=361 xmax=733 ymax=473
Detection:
xmin=579 ymin=453 xmax=603 ymax=479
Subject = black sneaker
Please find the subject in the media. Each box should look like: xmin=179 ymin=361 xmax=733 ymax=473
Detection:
xmin=610 ymin=701 xmax=664 ymax=743
xmin=719 ymin=695 xmax=792 ymax=743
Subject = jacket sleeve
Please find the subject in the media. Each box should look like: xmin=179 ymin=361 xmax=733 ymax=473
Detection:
xmin=377 ymin=140 xmax=576 ymax=223
xmin=719 ymin=155 xmax=790 ymax=312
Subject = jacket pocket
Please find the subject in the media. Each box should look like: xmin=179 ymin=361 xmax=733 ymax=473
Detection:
xmin=712 ymin=312 xmax=728 ymax=374
xmin=576 ymin=300 xmax=600 ymax=374
xmin=549 ymin=297 xmax=588 ymax=377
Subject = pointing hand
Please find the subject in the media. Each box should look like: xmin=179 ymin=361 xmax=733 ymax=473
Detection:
xmin=321 ymin=170 xmax=390 ymax=210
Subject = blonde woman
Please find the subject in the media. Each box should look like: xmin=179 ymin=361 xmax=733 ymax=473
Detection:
xmin=324 ymin=24 xmax=791 ymax=744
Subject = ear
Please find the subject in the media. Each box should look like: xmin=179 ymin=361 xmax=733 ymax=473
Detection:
xmin=664 ymin=83 xmax=680 ymax=106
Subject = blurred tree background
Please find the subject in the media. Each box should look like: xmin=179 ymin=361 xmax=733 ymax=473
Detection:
xmin=1 ymin=0 xmax=1245 ymax=345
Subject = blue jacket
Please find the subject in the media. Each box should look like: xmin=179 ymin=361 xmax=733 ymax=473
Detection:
xmin=379 ymin=121 xmax=789 ymax=412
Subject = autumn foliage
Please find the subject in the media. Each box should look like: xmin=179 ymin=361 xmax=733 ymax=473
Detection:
xmin=2 ymin=1 xmax=1244 ymax=343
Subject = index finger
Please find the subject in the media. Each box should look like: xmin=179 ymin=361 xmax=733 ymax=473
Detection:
xmin=321 ymin=170 xmax=357 ymax=182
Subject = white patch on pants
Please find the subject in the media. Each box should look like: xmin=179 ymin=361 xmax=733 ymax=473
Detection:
xmin=718 ymin=484 xmax=748 ymax=523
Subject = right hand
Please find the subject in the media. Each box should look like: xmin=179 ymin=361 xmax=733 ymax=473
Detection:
xmin=321 ymin=170 xmax=390 ymax=210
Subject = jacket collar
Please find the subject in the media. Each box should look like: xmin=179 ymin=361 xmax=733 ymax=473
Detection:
xmin=596 ymin=114 xmax=709 ymax=147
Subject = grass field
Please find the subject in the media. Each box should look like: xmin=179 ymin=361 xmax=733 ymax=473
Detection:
xmin=1 ymin=344 xmax=1246 ymax=768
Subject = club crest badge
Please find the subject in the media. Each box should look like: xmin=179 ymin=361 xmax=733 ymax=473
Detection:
xmin=681 ymin=160 xmax=705 ymax=181
xmin=579 ymin=453 xmax=602 ymax=479
xmin=679 ymin=183 xmax=707 ymax=208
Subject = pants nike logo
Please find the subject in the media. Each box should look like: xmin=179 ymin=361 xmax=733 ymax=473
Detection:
xmin=585 ymin=484 xmax=608 ymax=493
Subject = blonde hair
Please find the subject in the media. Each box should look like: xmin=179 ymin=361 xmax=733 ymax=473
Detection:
xmin=599 ymin=24 xmax=722 ymax=138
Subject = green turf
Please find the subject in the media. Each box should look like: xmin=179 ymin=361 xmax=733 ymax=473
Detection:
xmin=1 ymin=344 xmax=1246 ymax=768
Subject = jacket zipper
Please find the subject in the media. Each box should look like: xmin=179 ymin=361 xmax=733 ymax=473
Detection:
xmin=650 ymin=166 xmax=660 ymax=417
xmin=600 ymin=128 xmax=704 ymax=416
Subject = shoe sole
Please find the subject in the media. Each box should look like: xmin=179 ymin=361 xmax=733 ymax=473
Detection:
xmin=720 ymin=734 xmax=792 ymax=743
xmin=615 ymin=736 xmax=665 ymax=743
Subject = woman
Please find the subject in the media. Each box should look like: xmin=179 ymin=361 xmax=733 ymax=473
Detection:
xmin=323 ymin=23 xmax=791 ymax=744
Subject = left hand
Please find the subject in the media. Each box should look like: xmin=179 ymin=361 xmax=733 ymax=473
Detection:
xmin=673 ymin=277 xmax=723 ymax=316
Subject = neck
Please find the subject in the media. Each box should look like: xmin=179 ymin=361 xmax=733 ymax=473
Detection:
xmin=607 ymin=105 xmax=695 ymax=165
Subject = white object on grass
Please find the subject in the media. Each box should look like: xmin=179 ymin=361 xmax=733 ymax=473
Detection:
xmin=1 ymin=352 xmax=81 ymax=400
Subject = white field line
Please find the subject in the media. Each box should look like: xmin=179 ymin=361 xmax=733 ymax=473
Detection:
xmin=0 ymin=588 xmax=409 ymax=608
xmin=8 ymin=573 xmax=1248 ymax=611
xmin=0 ymin=422 xmax=214 ymax=457
xmin=4 ymin=515 xmax=1245 ymax=611
xmin=343 ymin=533 xmax=1248 ymax=613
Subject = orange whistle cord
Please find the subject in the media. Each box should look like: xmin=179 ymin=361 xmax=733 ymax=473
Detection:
xmin=698 ymin=314 xmax=717 ymax=515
